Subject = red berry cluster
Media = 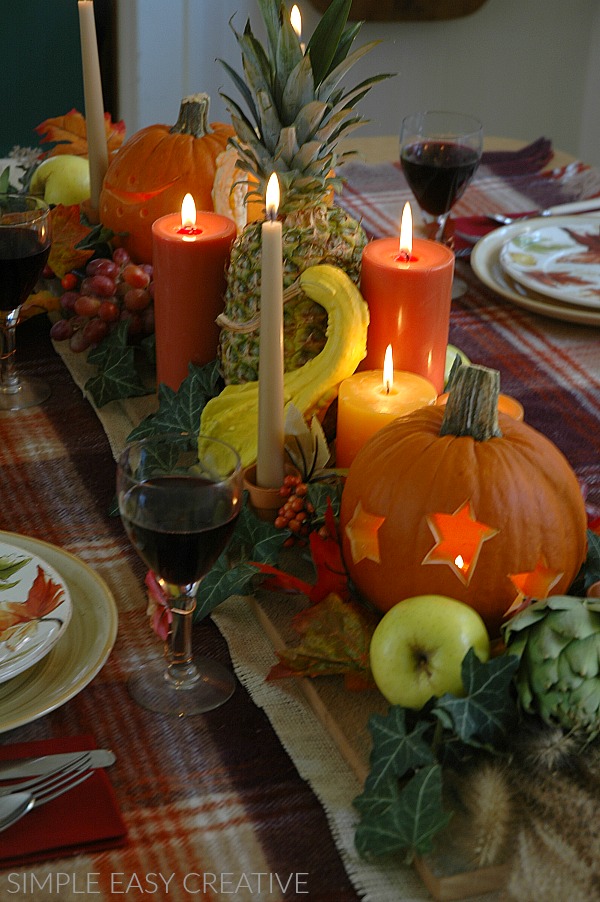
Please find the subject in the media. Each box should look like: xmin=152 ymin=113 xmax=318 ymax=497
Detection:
xmin=49 ymin=248 xmax=154 ymax=353
xmin=274 ymin=474 xmax=315 ymax=543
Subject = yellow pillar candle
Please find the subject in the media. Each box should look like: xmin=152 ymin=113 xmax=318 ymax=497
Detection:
xmin=336 ymin=347 xmax=437 ymax=468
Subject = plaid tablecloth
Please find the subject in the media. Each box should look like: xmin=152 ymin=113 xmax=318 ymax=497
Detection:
xmin=0 ymin=148 xmax=598 ymax=902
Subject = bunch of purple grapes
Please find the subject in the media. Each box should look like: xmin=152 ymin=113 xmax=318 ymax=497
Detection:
xmin=50 ymin=247 xmax=154 ymax=353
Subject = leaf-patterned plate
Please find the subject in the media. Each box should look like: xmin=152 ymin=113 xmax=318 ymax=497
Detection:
xmin=499 ymin=217 xmax=600 ymax=308
xmin=0 ymin=540 xmax=72 ymax=684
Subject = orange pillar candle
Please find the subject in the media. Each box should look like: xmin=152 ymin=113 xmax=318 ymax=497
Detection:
xmin=336 ymin=346 xmax=437 ymax=468
xmin=360 ymin=203 xmax=454 ymax=394
xmin=152 ymin=194 xmax=235 ymax=392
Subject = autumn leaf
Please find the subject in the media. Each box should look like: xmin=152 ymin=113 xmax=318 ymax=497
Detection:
xmin=306 ymin=502 xmax=352 ymax=602
xmin=21 ymin=289 xmax=62 ymax=321
xmin=22 ymin=566 xmax=65 ymax=618
xmin=35 ymin=109 xmax=126 ymax=158
xmin=266 ymin=592 xmax=378 ymax=688
xmin=0 ymin=603 xmax=30 ymax=635
xmin=48 ymin=204 xmax=95 ymax=277
xmin=253 ymin=499 xmax=351 ymax=603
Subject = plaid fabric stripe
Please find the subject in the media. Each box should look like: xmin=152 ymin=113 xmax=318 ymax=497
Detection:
xmin=0 ymin=144 xmax=598 ymax=900
xmin=0 ymin=318 xmax=359 ymax=900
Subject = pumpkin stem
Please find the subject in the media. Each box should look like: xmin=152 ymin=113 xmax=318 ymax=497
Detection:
xmin=170 ymin=93 xmax=211 ymax=138
xmin=440 ymin=364 xmax=502 ymax=441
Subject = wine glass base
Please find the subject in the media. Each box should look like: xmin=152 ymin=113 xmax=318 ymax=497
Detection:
xmin=0 ymin=377 xmax=51 ymax=411
xmin=128 ymin=655 xmax=236 ymax=716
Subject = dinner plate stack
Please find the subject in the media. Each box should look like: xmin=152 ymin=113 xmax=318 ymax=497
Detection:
xmin=0 ymin=533 xmax=118 ymax=733
xmin=471 ymin=215 xmax=600 ymax=326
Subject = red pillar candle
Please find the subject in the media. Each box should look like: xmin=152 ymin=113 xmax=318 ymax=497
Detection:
xmin=359 ymin=205 xmax=454 ymax=393
xmin=152 ymin=194 xmax=236 ymax=392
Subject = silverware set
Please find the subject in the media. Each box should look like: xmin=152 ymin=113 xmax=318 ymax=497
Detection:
xmin=0 ymin=749 xmax=115 ymax=833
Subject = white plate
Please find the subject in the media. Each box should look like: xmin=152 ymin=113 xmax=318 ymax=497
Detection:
xmin=499 ymin=218 xmax=600 ymax=308
xmin=0 ymin=540 xmax=72 ymax=684
xmin=0 ymin=532 xmax=118 ymax=734
xmin=471 ymin=216 xmax=600 ymax=326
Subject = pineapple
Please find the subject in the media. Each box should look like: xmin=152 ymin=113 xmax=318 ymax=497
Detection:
xmin=218 ymin=0 xmax=390 ymax=383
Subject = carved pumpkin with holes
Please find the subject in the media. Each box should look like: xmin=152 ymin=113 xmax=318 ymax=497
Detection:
xmin=339 ymin=365 xmax=587 ymax=636
xmin=99 ymin=94 xmax=234 ymax=263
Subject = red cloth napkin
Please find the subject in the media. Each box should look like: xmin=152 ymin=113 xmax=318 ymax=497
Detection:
xmin=0 ymin=734 xmax=127 ymax=867
xmin=480 ymin=136 xmax=553 ymax=175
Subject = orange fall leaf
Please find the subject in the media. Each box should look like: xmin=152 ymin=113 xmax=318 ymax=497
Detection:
xmin=35 ymin=109 xmax=126 ymax=158
xmin=48 ymin=204 xmax=95 ymax=278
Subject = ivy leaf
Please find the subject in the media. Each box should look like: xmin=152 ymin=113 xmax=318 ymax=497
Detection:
xmin=354 ymin=765 xmax=451 ymax=860
xmin=126 ymin=361 xmax=222 ymax=442
xmin=233 ymin=501 xmax=288 ymax=563
xmin=433 ymin=650 xmax=519 ymax=748
xmin=193 ymin=500 xmax=287 ymax=622
xmin=195 ymin=558 xmax=260 ymax=621
xmin=583 ymin=529 xmax=600 ymax=590
xmin=85 ymin=323 xmax=149 ymax=407
xmin=364 ymin=707 xmax=435 ymax=790
xmin=267 ymin=593 xmax=377 ymax=686
xmin=306 ymin=480 xmax=343 ymax=523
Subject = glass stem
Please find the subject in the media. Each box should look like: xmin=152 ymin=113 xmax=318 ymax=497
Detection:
xmin=435 ymin=212 xmax=451 ymax=244
xmin=0 ymin=309 xmax=22 ymax=395
xmin=165 ymin=591 xmax=200 ymax=689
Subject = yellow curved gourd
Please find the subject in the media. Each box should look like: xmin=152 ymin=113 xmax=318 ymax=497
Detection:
xmin=200 ymin=264 xmax=370 ymax=467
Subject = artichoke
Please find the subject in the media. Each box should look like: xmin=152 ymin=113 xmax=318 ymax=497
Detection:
xmin=502 ymin=595 xmax=600 ymax=740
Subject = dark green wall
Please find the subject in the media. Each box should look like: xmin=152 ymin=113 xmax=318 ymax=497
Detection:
xmin=2 ymin=0 xmax=85 ymax=156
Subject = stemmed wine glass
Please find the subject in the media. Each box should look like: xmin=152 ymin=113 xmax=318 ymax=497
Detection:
xmin=400 ymin=111 xmax=483 ymax=244
xmin=117 ymin=432 xmax=243 ymax=716
xmin=0 ymin=195 xmax=52 ymax=410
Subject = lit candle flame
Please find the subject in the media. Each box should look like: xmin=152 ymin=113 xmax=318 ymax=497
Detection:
xmin=266 ymin=173 xmax=280 ymax=221
xmin=290 ymin=4 xmax=302 ymax=40
xmin=181 ymin=192 xmax=196 ymax=227
xmin=383 ymin=344 xmax=394 ymax=394
xmin=399 ymin=202 xmax=413 ymax=260
xmin=454 ymin=554 xmax=466 ymax=572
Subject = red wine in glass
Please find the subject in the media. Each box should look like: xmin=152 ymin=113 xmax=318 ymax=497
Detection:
xmin=120 ymin=475 xmax=240 ymax=586
xmin=117 ymin=433 xmax=243 ymax=716
xmin=400 ymin=141 xmax=481 ymax=218
xmin=0 ymin=228 xmax=50 ymax=311
xmin=400 ymin=111 xmax=483 ymax=243
xmin=0 ymin=195 xmax=52 ymax=410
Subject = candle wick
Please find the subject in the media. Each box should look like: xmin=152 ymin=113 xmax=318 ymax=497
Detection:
xmin=267 ymin=206 xmax=277 ymax=223
xmin=396 ymin=249 xmax=411 ymax=263
xmin=385 ymin=380 xmax=391 ymax=395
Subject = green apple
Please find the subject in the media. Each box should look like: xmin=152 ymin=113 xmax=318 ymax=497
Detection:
xmin=30 ymin=155 xmax=90 ymax=206
xmin=370 ymin=595 xmax=490 ymax=709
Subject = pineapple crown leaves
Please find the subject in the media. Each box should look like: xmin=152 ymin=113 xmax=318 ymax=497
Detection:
xmin=219 ymin=0 xmax=394 ymax=209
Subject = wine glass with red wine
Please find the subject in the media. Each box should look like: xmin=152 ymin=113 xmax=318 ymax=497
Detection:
xmin=400 ymin=111 xmax=483 ymax=243
xmin=117 ymin=433 xmax=243 ymax=716
xmin=0 ymin=195 xmax=52 ymax=410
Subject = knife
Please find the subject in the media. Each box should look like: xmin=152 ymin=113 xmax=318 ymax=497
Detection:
xmin=0 ymin=749 xmax=115 ymax=781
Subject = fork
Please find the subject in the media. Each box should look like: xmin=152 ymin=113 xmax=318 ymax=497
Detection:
xmin=0 ymin=751 xmax=91 ymax=797
xmin=0 ymin=753 xmax=94 ymax=832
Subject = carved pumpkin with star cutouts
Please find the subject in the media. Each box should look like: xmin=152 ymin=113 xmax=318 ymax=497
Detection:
xmin=339 ymin=365 xmax=587 ymax=636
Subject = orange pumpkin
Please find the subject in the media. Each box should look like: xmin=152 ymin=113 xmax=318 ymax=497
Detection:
xmin=339 ymin=365 xmax=587 ymax=636
xmin=99 ymin=93 xmax=234 ymax=263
